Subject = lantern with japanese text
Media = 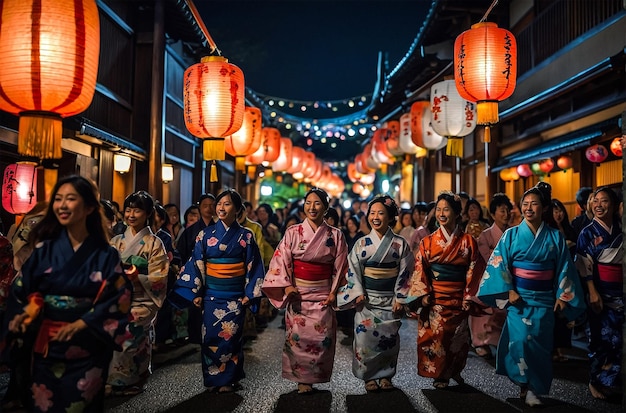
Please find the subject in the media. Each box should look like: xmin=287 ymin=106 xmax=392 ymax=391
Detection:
xmin=0 ymin=0 xmax=100 ymax=159
xmin=610 ymin=137 xmax=623 ymax=157
xmin=410 ymin=101 xmax=446 ymax=150
xmin=2 ymin=162 xmax=38 ymax=215
xmin=430 ymin=79 xmax=477 ymax=157
xmin=454 ymin=22 xmax=517 ymax=142
xmin=225 ymin=107 xmax=262 ymax=171
xmin=556 ymin=155 xmax=573 ymax=171
xmin=398 ymin=113 xmax=427 ymax=157
xmin=585 ymin=144 xmax=608 ymax=164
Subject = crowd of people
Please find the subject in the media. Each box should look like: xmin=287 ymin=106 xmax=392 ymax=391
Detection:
xmin=0 ymin=175 xmax=622 ymax=411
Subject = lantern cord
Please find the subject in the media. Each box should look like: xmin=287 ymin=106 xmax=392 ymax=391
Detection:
xmin=479 ymin=0 xmax=499 ymax=23
xmin=185 ymin=0 xmax=222 ymax=55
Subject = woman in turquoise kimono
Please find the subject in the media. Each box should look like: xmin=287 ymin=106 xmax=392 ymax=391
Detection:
xmin=107 ymin=191 xmax=169 ymax=396
xmin=9 ymin=175 xmax=132 ymax=412
xmin=337 ymin=195 xmax=414 ymax=392
xmin=478 ymin=182 xmax=586 ymax=407
xmin=575 ymin=186 xmax=623 ymax=400
xmin=171 ymin=189 xmax=264 ymax=393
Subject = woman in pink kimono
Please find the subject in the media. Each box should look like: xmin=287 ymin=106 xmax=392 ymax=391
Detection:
xmin=107 ymin=191 xmax=169 ymax=396
xmin=263 ymin=188 xmax=348 ymax=394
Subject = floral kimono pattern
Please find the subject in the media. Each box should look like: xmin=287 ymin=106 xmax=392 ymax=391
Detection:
xmin=478 ymin=221 xmax=585 ymax=395
xmin=12 ymin=230 xmax=131 ymax=412
xmin=408 ymin=226 xmax=484 ymax=381
xmin=576 ymin=218 xmax=623 ymax=390
xmin=263 ymin=219 xmax=348 ymax=384
xmin=337 ymin=228 xmax=414 ymax=381
xmin=173 ymin=220 xmax=264 ymax=388
xmin=108 ymin=226 xmax=169 ymax=387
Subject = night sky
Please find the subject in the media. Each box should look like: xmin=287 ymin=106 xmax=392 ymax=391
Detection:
xmin=197 ymin=0 xmax=431 ymax=102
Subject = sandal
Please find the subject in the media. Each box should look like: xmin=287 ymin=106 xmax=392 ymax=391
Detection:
xmin=218 ymin=385 xmax=234 ymax=393
xmin=365 ymin=380 xmax=380 ymax=392
xmin=379 ymin=378 xmax=394 ymax=391
xmin=433 ymin=379 xmax=449 ymax=389
xmin=297 ymin=383 xmax=314 ymax=394
xmin=111 ymin=385 xmax=144 ymax=397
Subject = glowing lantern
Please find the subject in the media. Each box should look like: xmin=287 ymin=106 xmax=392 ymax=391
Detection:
xmin=508 ymin=167 xmax=520 ymax=181
xmin=517 ymin=164 xmax=532 ymax=178
xmin=359 ymin=173 xmax=376 ymax=186
xmin=185 ymin=55 xmax=245 ymax=181
xmin=410 ymin=101 xmax=429 ymax=147
xmin=272 ymin=138 xmax=293 ymax=172
xmin=0 ymin=0 xmax=100 ymax=159
xmin=309 ymin=159 xmax=324 ymax=182
xmin=2 ymin=162 xmax=38 ymax=215
xmin=225 ymin=107 xmax=262 ymax=171
xmin=352 ymin=182 xmax=364 ymax=195
xmin=454 ymin=22 xmax=517 ymax=142
xmin=300 ymin=151 xmax=317 ymax=179
xmin=499 ymin=169 xmax=511 ymax=182
xmin=410 ymin=102 xmax=446 ymax=150
xmin=245 ymin=127 xmax=281 ymax=166
xmin=531 ymin=163 xmax=542 ymax=175
xmin=539 ymin=158 xmax=554 ymax=174
xmin=430 ymin=79 xmax=477 ymax=157
xmin=585 ymin=144 xmax=608 ymax=164
xmin=398 ymin=113 xmax=424 ymax=155
xmin=287 ymin=146 xmax=305 ymax=175
xmin=371 ymin=129 xmax=394 ymax=165
xmin=347 ymin=163 xmax=362 ymax=183
xmin=556 ymin=155 xmax=573 ymax=171
xmin=610 ymin=137 xmax=623 ymax=157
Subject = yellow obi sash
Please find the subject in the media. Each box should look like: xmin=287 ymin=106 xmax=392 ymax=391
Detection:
xmin=363 ymin=265 xmax=398 ymax=291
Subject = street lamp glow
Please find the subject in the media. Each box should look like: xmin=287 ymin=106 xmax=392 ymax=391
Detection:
xmin=260 ymin=185 xmax=273 ymax=196
xmin=381 ymin=179 xmax=390 ymax=193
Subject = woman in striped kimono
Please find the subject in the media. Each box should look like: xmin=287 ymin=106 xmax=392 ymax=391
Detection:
xmin=263 ymin=188 xmax=348 ymax=394
xmin=406 ymin=191 xmax=485 ymax=389
xmin=337 ymin=195 xmax=414 ymax=392
xmin=478 ymin=182 xmax=586 ymax=407
xmin=171 ymin=189 xmax=264 ymax=393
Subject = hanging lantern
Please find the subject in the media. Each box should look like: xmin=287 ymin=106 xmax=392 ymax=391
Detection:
xmin=610 ymin=137 xmax=623 ymax=157
xmin=0 ymin=0 xmax=100 ymax=159
xmin=539 ymin=158 xmax=554 ymax=174
xmin=185 ymin=55 xmax=245 ymax=180
xmin=430 ymin=79 xmax=477 ymax=157
xmin=517 ymin=164 xmax=532 ymax=178
xmin=530 ymin=162 xmax=542 ymax=175
xmin=410 ymin=102 xmax=447 ymax=150
xmin=398 ymin=112 xmax=423 ymax=155
xmin=371 ymin=129 xmax=394 ymax=165
xmin=225 ymin=107 xmax=262 ymax=171
xmin=410 ymin=101 xmax=429 ymax=147
xmin=113 ymin=154 xmax=132 ymax=174
xmin=454 ymin=22 xmax=517 ymax=142
xmin=2 ymin=162 xmax=38 ymax=215
xmin=272 ymin=138 xmax=293 ymax=172
xmin=556 ymin=155 xmax=573 ymax=171
xmin=585 ymin=144 xmax=608 ymax=164
xmin=347 ymin=163 xmax=362 ymax=183
xmin=499 ymin=169 xmax=511 ymax=182
xmin=245 ymin=127 xmax=281 ymax=166
xmin=286 ymin=146 xmax=305 ymax=175
xmin=508 ymin=166 xmax=520 ymax=180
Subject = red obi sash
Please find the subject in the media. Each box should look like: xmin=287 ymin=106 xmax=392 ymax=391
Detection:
xmin=293 ymin=259 xmax=333 ymax=281
xmin=597 ymin=264 xmax=622 ymax=283
xmin=34 ymin=319 xmax=68 ymax=357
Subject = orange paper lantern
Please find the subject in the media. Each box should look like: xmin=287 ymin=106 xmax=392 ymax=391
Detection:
xmin=539 ymin=158 xmax=554 ymax=174
xmin=225 ymin=107 xmax=262 ymax=171
xmin=2 ymin=162 xmax=38 ymax=215
xmin=245 ymin=127 xmax=281 ymax=165
xmin=454 ymin=22 xmax=517 ymax=142
xmin=610 ymin=137 xmax=623 ymax=157
xmin=0 ymin=0 xmax=100 ymax=159
xmin=272 ymin=138 xmax=293 ymax=172
xmin=556 ymin=155 xmax=573 ymax=171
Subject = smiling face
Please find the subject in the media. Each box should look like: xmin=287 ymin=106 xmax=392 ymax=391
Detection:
xmin=436 ymin=199 xmax=457 ymax=233
xmin=491 ymin=204 xmax=511 ymax=230
xmin=53 ymin=183 xmax=92 ymax=231
xmin=592 ymin=190 xmax=614 ymax=225
xmin=216 ymin=194 xmax=238 ymax=227
xmin=467 ymin=203 xmax=482 ymax=222
xmin=368 ymin=202 xmax=390 ymax=235
xmin=521 ymin=193 xmax=544 ymax=227
xmin=304 ymin=192 xmax=327 ymax=225
xmin=124 ymin=206 xmax=148 ymax=233
xmin=552 ymin=204 xmax=565 ymax=224
xmin=166 ymin=206 xmax=180 ymax=226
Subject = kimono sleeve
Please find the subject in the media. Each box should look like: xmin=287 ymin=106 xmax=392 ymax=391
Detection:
xmin=477 ymin=229 xmax=515 ymax=309
xmin=553 ymin=231 xmax=586 ymax=321
xmin=394 ymin=237 xmax=415 ymax=303
xmin=262 ymin=229 xmax=295 ymax=309
xmin=330 ymin=229 xmax=349 ymax=295
xmin=336 ymin=240 xmax=366 ymax=310
xmin=574 ymin=227 xmax=595 ymax=282
xmin=464 ymin=235 xmax=486 ymax=299
xmin=142 ymin=236 xmax=169 ymax=308
xmin=406 ymin=237 xmax=433 ymax=307
xmin=243 ymin=229 xmax=265 ymax=302
xmin=169 ymin=230 xmax=206 ymax=309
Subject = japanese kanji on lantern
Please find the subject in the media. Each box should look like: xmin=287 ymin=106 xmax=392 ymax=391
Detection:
xmin=454 ymin=22 xmax=517 ymax=143
xmin=225 ymin=106 xmax=262 ymax=171
xmin=0 ymin=0 xmax=100 ymax=160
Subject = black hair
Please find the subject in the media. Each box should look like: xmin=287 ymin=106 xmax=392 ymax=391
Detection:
xmin=522 ymin=182 xmax=554 ymax=226
xmin=367 ymin=194 xmax=399 ymax=225
xmin=413 ymin=201 xmax=429 ymax=213
xmin=324 ymin=208 xmax=340 ymax=227
xmin=594 ymin=186 xmax=621 ymax=225
xmin=197 ymin=193 xmax=216 ymax=205
xmin=154 ymin=203 xmax=170 ymax=228
xmin=123 ymin=190 xmax=155 ymax=228
xmin=489 ymin=193 xmax=513 ymax=214
xmin=216 ymin=189 xmax=244 ymax=213
xmin=437 ymin=191 xmax=463 ymax=216
xmin=305 ymin=187 xmax=330 ymax=209
xmin=183 ymin=205 xmax=200 ymax=225
xmin=551 ymin=198 xmax=577 ymax=242
xmin=100 ymin=199 xmax=116 ymax=222
xmin=575 ymin=187 xmax=593 ymax=209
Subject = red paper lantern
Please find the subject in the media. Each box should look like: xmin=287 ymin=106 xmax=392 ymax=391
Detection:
xmin=454 ymin=22 xmax=517 ymax=142
xmin=556 ymin=155 xmax=573 ymax=171
xmin=0 ymin=0 xmax=100 ymax=159
xmin=184 ymin=56 xmax=245 ymax=166
xmin=539 ymin=158 xmax=554 ymax=174
xmin=272 ymin=138 xmax=293 ymax=172
xmin=225 ymin=107 xmax=262 ymax=171
xmin=347 ymin=163 xmax=361 ymax=183
xmin=610 ymin=137 xmax=623 ymax=157
xmin=517 ymin=164 xmax=532 ymax=178
xmin=286 ymin=146 xmax=305 ymax=175
xmin=2 ymin=163 xmax=38 ymax=215
xmin=585 ymin=144 xmax=608 ymax=164
xmin=245 ymin=127 xmax=281 ymax=165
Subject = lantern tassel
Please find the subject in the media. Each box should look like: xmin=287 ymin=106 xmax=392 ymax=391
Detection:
xmin=235 ymin=156 xmax=246 ymax=171
xmin=483 ymin=126 xmax=491 ymax=143
xmin=476 ymin=101 xmax=499 ymax=126
xmin=18 ymin=113 xmax=63 ymax=159
xmin=203 ymin=138 xmax=226 ymax=161
xmin=445 ymin=137 xmax=464 ymax=157
xmin=210 ymin=161 xmax=218 ymax=182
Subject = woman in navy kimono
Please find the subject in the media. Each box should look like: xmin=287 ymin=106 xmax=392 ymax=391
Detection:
xmin=171 ymin=189 xmax=264 ymax=393
xmin=9 ymin=175 xmax=132 ymax=412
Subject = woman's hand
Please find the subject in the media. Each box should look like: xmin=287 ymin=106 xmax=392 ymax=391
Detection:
xmin=508 ymin=290 xmax=522 ymax=305
xmin=588 ymin=286 xmax=603 ymax=314
xmin=461 ymin=300 xmax=471 ymax=311
xmin=8 ymin=313 xmax=29 ymax=334
xmin=553 ymin=298 xmax=566 ymax=313
xmin=321 ymin=292 xmax=336 ymax=307
xmin=392 ymin=301 xmax=403 ymax=316
xmin=284 ymin=286 xmax=299 ymax=297
xmin=192 ymin=297 xmax=203 ymax=308
xmin=53 ymin=319 xmax=87 ymax=342
xmin=240 ymin=296 xmax=250 ymax=306
xmin=355 ymin=295 xmax=366 ymax=305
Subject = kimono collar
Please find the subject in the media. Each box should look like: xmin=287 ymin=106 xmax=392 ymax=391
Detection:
xmin=593 ymin=217 xmax=612 ymax=234
xmin=439 ymin=225 xmax=457 ymax=242
xmin=304 ymin=217 xmax=327 ymax=233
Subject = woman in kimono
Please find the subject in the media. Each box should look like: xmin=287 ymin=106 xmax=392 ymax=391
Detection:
xmin=107 ymin=191 xmax=169 ymax=396
xmin=263 ymin=188 xmax=349 ymax=394
xmin=575 ymin=186 xmax=623 ymax=400
xmin=406 ymin=191 xmax=485 ymax=389
xmin=478 ymin=182 xmax=585 ymax=407
xmin=471 ymin=193 xmax=513 ymax=358
xmin=171 ymin=189 xmax=264 ymax=393
xmin=337 ymin=195 xmax=414 ymax=392
xmin=8 ymin=175 xmax=132 ymax=412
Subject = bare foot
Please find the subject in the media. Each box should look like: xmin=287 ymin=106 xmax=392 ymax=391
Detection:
xmin=589 ymin=382 xmax=607 ymax=400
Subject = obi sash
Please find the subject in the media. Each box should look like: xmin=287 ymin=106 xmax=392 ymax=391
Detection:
xmin=205 ymin=258 xmax=246 ymax=292
xmin=34 ymin=319 xmax=68 ymax=357
xmin=512 ymin=267 xmax=554 ymax=291
xmin=293 ymin=259 xmax=332 ymax=287
xmin=597 ymin=263 xmax=623 ymax=295
xmin=363 ymin=263 xmax=398 ymax=291
xmin=429 ymin=263 xmax=466 ymax=282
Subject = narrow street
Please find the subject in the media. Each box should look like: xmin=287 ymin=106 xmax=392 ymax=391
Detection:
xmin=100 ymin=316 xmax=622 ymax=413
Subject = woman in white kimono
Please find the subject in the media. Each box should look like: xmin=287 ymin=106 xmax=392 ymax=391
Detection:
xmin=337 ymin=195 xmax=414 ymax=392
xmin=263 ymin=188 xmax=348 ymax=394
xmin=107 ymin=191 xmax=169 ymax=396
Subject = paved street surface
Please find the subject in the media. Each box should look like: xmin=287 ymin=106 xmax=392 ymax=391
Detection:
xmin=2 ymin=315 xmax=623 ymax=412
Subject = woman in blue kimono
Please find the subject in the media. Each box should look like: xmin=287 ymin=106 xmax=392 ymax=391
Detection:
xmin=337 ymin=195 xmax=414 ymax=392
xmin=171 ymin=189 xmax=264 ymax=393
xmin=575 ymin=186 xmax=623 ymax=400
xmin=9 ymin=175 xmax=132 ymax=412
xmin=477 ymin=182 xmax=585 ymax=407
